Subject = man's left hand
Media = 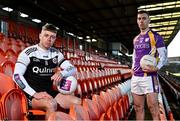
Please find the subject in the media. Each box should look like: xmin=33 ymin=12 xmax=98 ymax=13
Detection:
xmin=51 ymin=71 xmax=63 ymax=86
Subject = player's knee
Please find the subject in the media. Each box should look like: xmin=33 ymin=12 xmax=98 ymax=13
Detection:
xmin=46 ymin=99 xmax=58 ymax=111
xmin=148 ymin=101 xmax=158 ymax=108
xmin=148 ymin=102 xmax=159 ymax=113
xmin=134 ymin=104 xmax=144 ymax=112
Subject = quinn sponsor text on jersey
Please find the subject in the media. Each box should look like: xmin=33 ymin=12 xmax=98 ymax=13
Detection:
xmin=16 ymin=44 xmax=64 ymax=92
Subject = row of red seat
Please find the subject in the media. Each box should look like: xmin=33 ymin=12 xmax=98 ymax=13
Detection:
xmin=69 ymin=89 xmax=130 ymax=120
xmin=0 ymin=37 xmax=30 ymax=55
xmin=0 ymin=54 xmax=14 ymax=77
xmin=74 ymin=70 xmax=122 ymax=98
xmin=0 ymin=72 xmax=132 ymax=120
xmin=0 ymin=73 xmax=46 ymax=120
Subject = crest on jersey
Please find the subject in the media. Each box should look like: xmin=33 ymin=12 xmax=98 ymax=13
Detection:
xmin=45 ymin=60 xmax=48 ymax=66
xmin=52 ymin=58 xmax=58 ymax=64
xmin=145 ymin=38 xmax=149 ymax=42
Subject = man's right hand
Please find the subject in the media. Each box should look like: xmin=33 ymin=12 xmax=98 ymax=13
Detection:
xmin=33 ymin=92 xmax=52 ymax=100
xmin=142 ymin=65 xmax=158 ymax=73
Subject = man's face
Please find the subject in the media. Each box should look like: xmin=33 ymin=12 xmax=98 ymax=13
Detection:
xmin=39 ymin=30 xmax=56 ymax=49
xmin=137 ymin=13 xmax=150 ymax=30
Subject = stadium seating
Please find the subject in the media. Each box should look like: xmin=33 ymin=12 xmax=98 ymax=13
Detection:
xmin=5 ymin=49 xmax=18 ymax=64
xmin=0 ymin=73 xmax=16 ymax=95
xmin=0 ymin=89 xmax=28 ymax=120
xmin=0 ymin=101 xmax=4 ymax=120
xmin=0 ymin=29 xmax=134 ymax=120
xmin=0 ymin=59 xmax=15 ymax=77
xmin=0 ymin=48 xmax=5 ymax=57
xmin=69 ymin=104 xmax=90 ymax=120
xmin=47 ymin=112 xmax=73 ymax=121
xmin=0 ymin=39 xmax=10 ymax=52
xmin=0 ymin=73 xmax=27 ymax=120
xmin=82 ymin=98 xmax=100 ymax=120
xmin=92 ymin=94 xmax=109 ymax=120
xmin=0 ymin=73 xmax=46 ymax=120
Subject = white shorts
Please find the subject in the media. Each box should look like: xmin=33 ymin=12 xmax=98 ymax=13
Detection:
xmin=131 ymin=75 xmax=160 ymax=95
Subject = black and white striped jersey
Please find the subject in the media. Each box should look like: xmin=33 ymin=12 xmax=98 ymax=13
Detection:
xmin=13 ymin=44 xmax=76 ymax=96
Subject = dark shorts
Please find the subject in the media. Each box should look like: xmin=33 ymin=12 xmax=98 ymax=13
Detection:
xmin=26 ymin=90 xmax=59 ymax=107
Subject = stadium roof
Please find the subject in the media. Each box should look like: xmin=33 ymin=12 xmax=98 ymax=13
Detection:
xmin=0 ymin=0 xmax=179 ymax=54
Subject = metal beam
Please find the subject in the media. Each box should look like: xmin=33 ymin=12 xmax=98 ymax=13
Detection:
xmin=92 ymin=17 xmax=179 ymax=30
xmin=149 ymin=7 xmax=180 ymax=16
xmin=81 ymin=16 xmax=135 ymax=24
xmin=63 ymin=3 xmax=136 ymax=15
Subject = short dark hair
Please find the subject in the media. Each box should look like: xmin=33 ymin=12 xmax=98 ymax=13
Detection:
xmin=42 ymin=23 xmax=59 ymax=33
xmin=137 ymin=10 xmax=150 ymax=17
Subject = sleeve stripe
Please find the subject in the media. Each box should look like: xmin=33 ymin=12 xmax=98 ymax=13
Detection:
xmin=58 ymin=59 xmax=65 ymax=66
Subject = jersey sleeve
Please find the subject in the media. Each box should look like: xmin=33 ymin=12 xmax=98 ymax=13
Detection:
xmin=155 ymin=34 xmax=165 ymax=48
xmin=13 ymin=50 xmax=36 ymax=96
xmin=16 ymin=49 xmax=30 ymax=66
xmin=131 ymin=49 xmax=135 ymax=69
xmin=155 ymin=34 xmax=167 ymax=69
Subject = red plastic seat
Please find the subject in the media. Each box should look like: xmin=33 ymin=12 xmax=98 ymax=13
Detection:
xmin=100 ymin=91 xmax=111 ymax=107
xmin=69 ymin=104 xmax=90 ymax=120
xmin=0 ymin=101 xmax=4 ymax=120
xmin=0 ymin=48 xmax=5 ymax=57
xmin=0 ymin=54 xmax=15 ymax=77
xmin=16 ymin=39 xmax=26 ymax=46
xmin=47 ymin=112 xmax=73 ymax=121
xmin=0 ymin=41 xmax=10 ymax=52
xmin=107 ymin=89 xmax=120 ymax=120
xmin=122 ymin=95 xmax=130 ymax=116
xmin=10 ymin=44 xmax=21 ymax=54
xmin=74 ymin=82 xmax=82 ymax=98
xmin=0 ymin=73 xmax=16 ymax=95
xmin=25 ymin=42 xmax=31 ymax=47
xmin=0 ymin=73 xmax=45 ymax=120
xmin=82 ymin=98 xmax=100 ymax=120
xmin=0 ymin=89 xmax=28 ymax=121
xmin=100 ymin=90 xmax=120 ymax=120
xmin=0 ymin=54 xmax=6 ymax=64
xmin=5 ymin=49 xmax=18 ymax=64
xmin=0 ymin=59 xmax=15 ymax=77
xmin=0 ymin=74 xmax=17 ymax=119
xmin=117 ymin=97 xmax=125 ymax=119
xmin=111 ymin=87 xmax=124 ymax=119
xmin=79 ymin=80 xmax=88 ymax=98
xmin=92 ymin=94 xmax=108 ymax=120
xmin=20 ymin=45 xmax=26 ymax=51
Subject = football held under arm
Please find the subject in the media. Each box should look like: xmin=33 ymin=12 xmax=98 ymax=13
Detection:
xmin=60 ymin=60 xmax=77 ymax=77
xmin=58 ymin=52 xmax=77 ymax=77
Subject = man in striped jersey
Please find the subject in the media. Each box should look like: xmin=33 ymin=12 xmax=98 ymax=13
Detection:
xmin=13 ymin=23 xmax=81 ymax=119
